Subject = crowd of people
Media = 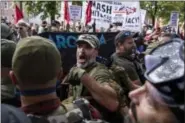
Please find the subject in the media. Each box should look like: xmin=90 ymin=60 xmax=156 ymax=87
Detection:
xmin=1 ymin=17 xmax=184 ymax=123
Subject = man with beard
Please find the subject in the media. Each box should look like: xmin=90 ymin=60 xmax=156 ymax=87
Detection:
xmin=127 ymin=38 xmax=184 ymax=123
xmin=8 ymin=36 xmax=109 ymax=123
xmin=111 ymin=31 xmax=142 ymax=85
xmin=63 ymin=34 xmax=127 ymax=123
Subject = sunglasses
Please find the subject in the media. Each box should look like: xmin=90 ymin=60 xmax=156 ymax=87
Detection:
xmin=119 ymin=31 xmax=132 ymax=40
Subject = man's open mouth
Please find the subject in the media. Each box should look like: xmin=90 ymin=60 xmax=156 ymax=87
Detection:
xmin=78 ymin=55 xmax=87 ymax=63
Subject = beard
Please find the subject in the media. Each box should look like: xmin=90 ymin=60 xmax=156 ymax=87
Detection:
xmin=77 ymin=58 xmax=96 ymax=69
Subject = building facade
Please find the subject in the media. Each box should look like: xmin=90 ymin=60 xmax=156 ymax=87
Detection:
xmin=1 ymin=1 xmax=14 ymax=23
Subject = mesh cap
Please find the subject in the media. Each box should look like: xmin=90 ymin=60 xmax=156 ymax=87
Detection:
xmin=76 ymin=34 xmax=100 ymax=49
xmin=12 ymin=36 xmax=61 ymax=85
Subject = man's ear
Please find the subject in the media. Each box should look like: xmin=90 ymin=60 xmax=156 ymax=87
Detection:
xmin=9 ymin=71 xmax=18 ymax=85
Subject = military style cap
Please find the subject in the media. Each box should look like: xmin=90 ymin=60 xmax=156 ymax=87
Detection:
xmin=76 ymin=34 xmax=100 ymax=49
xmin=1 ymin=39 xmax=16 ymax=68
xmin=12 ymin=36 xmax=61 ymax=84
xmin=1 ymin=23 xmax=14 ymax=39
xmin=144 ymin=38 xmax=184 ymax=123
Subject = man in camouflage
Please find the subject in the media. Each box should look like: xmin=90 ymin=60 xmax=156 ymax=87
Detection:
xmin=1 ymin=23 xmax=21 ymax=106
xmin=63 ymin=34 xmax=128 ymax=123
xmin=9 ymin=36 xmax=107 ymax=123
xmin=111 ymin=31 xmax=142 ymax=85
xmin=1 ymin=39 xmax=20 ymax=107
xmin=1 ymin=23 xmax=17 ymax=41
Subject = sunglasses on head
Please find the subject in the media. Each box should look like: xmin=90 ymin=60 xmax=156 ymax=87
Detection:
xmin=119 ymin=31 xmax=132 ymax=39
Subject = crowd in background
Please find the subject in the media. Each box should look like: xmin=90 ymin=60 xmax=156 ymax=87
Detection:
xmin=1 ymin=17 xmax=185 ymax=42
xmin=1 ymin=16 xmax=185 ymax=123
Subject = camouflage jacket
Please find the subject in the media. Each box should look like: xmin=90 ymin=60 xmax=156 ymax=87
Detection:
xmin=111 ymin=53 xmax=141 ymax=83
xmin=63 ymin=62 xmax=126 ymax=123
xmin=1 ymin=77 xmax=16 ymax=100
xmin=144 ymin=40 xmax=165 ymax=55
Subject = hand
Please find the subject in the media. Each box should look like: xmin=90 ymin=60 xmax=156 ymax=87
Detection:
xmin=66 ymin=67 xmax=86 ymax=86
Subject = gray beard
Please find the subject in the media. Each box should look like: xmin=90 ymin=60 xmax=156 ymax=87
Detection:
xmin=77 ymin=59 xmax=96 ymax=69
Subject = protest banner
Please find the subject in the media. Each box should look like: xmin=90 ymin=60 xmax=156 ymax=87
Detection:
xmin=170 ymin=11 xmax=179 ymax=27
xmin=69 ymin=5 xmax=82 ymax=21
xmin=112 ymin=1 xmax=141 ymax=32
xmin=82 ymin=1 xmax=112 ymax=31
xmin=39 ymin=32 xmax=118 ymax=74
xmin=140 ymin=9 xmax=146 ymax=25
xmin=169 ymin=11 xmax=179 ymax=33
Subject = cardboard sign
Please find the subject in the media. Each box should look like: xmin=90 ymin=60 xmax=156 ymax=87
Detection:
xmin=69 ymin=5 xmax=82 ymax=21
xmin=170 ymin=11 xmax=179 ymax=27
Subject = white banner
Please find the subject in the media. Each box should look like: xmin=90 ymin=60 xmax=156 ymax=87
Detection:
xmin=91 ymin=1 xmax=112 ymax=31
xmin=140 ymin=9 xmax=146 ymax=25
xmin=69 ymin=5 xmax=82 ymax=21
xmin=82 ymin=1 xmax=142 ymax=32
xmin=112 ymin=2 xmax=141 ymax=32
xmin=170 ymin=11 xmax=179 ymax=27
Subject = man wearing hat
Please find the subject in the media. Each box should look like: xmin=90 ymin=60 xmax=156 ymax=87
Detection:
xmin=1 ymin=39 xmax=20 ymax=107
xmin=127 ymin=38 xmax=184 ymax=123
xmin=63 ymin=34 xmax=126 ymax=122
xmin=111 ymin=31 xmax=142 ymax=85
xmin=9 ymin=36 xmax=108 ymax=123
xmin=1 ymin=23 xmax=17 ymax=41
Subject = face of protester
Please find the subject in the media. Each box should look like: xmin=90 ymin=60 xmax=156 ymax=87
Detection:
xmin=76 ymin=42 xmax=97 ymax=68
xmin=17 ymin=24 xmax=28 ymax=38
xmin=128 ymin=82 xmax=177 ymax=123
xmin=118 ymin=37 xmax=136 ymax=56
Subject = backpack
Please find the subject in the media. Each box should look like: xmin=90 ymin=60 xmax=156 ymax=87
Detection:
xmin=96 ymin=56 xmax=132 ymax=106
xmin=26 ymin=98 xmax=107 ymax=123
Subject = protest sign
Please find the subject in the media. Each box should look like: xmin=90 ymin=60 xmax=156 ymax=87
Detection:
xmin=140 ymin=9 xmax=146 ymax=25
xmin=69 ymin=5 xmax=82 ymax=21
xmin=39 ymin=32 xmax=118 ymax=73
xmin=170 ymin=11 xmax=179 ymax=27
xmin=112 ymin=1 xmax=141 ymax=32
xmin=91 ymin=1 xmax=112 ymax=24
xmin=82 ymin=1 xmax=112 ymax=31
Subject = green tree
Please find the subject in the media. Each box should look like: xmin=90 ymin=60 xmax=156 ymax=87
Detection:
xmin=72 ymin=1 xmax=82 ymax=6
xmin=140 ymin=1 xmax=185 ymax=25
xmin=25 ymin=1 xmax=61 ymax=21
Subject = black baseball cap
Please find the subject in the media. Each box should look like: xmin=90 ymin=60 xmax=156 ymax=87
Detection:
xmin=114 ymin=30 xmax=136 ymax=45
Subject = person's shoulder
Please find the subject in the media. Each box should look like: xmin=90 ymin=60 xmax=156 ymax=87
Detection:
xmin=89 ymin=62 xmax=114 ymax=80
xmin=92 ymin=62 xmax=110 ymax=73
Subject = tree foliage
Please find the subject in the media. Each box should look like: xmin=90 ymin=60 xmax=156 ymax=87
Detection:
xmin=72 ymin=1 xmax=82 ymax=6
xmin=25 ymin=1 xmax=61 ymax=20
xmin=140 ymin=1 xmax=185 ymax=25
